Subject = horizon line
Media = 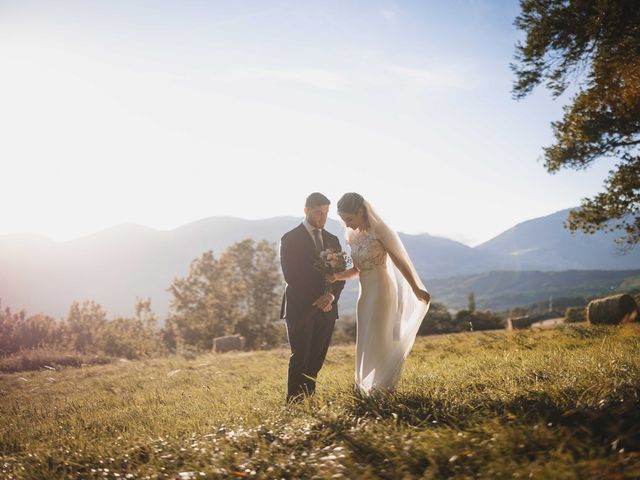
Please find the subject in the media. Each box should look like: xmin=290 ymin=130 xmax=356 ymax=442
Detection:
xmin=0 ymin=207 xmax=577 ymax=247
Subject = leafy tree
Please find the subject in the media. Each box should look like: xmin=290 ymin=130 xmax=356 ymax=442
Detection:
xmin=509 ymin=307 xmax=529 ymax=318
xmin=63 ymin=300 xmax=108 ymax=353
xmin=161 ymin=319 xmax=178 ymax=353
xmin=230 ymin=239 xmax=284 ymax=349
xmin=134 ymin=297 xmax=158 ymax=329
xmin=168 ymin=239 xmax=283 ymax=351
xmin=168 ymin=250 xmax=231 ymax=350
xmin=98 ymin=299 xmax=165 ymax=359
xmin=0 ymin=304 xmax=27 ymax=355
xmin=468 ymin=292 xmax=476 ymax=313
xmin=512 ymin=0 xmax=640 ymax=248
xmin=13 ymin=314 xmax=61 ymax=351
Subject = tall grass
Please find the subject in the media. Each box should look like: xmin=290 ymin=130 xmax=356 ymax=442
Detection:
xmin=1 ymin=324 xmax=639 ymax=479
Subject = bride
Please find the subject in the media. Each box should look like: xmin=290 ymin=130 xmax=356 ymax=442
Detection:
xmin=326 ymin=193 xmax=431 ymax=395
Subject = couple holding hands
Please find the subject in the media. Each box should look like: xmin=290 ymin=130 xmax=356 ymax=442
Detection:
xmin=280 ymin=192 xmax=431 ymax=402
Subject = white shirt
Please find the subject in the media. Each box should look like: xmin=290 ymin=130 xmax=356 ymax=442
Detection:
xmin=302 ymin=218 xmax=324 ymax=251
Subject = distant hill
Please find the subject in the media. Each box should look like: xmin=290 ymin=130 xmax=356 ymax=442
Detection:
xmin=1 ymin=208 xmax=639 ymax=319
xmin=429 ymin=269 xmax=640 ymax=311
xmin=475 ymin=208 xmax=640 ymax=271
xmin=0 ymin=217 xmax=312 ymax=319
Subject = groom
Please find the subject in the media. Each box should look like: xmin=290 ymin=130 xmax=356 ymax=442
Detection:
xmin=280 ymin=192 xmax=346 ymax=402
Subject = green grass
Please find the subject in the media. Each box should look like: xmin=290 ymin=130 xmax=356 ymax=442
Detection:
xmin=1 ymin=324 xmax=640 ymax=479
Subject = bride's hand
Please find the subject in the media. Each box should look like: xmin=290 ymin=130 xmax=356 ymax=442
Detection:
xmin=414 ymin=289 xmax=431 ymax=304
xmin=326 ymin=273 xmax=338 ymax=283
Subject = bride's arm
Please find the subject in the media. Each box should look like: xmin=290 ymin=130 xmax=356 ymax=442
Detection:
xmin=327 ymin=267 xmax=359 ymax=283
xmin=385 ymin=247 xmax=431 ymax=304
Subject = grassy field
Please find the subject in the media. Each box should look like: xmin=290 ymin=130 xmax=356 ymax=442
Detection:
xmin=1 ymin=324 xmax=639 ymax=479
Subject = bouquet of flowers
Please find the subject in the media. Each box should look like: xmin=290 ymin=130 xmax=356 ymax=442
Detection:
xmin=314 ymin=249 xmax=352 ymax=294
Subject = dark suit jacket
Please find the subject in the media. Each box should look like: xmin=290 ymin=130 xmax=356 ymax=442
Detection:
xmin=280 ymin=223 xmax=346 ymax=321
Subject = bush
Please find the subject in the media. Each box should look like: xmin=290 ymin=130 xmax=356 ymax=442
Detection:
xmin=1 ymin=298 xmax=168 ymax=362
xmin=419 ymin=302 xmax=468 ymax=335
xmin=98 ymin=317 xmax=166 ymax=359
xmin=0 ymin=348 xmax=112 ymax=373
xmin=0 ymin=306 xmax=64 ymax=356
xmin=236 ymin=320 xmax=286 ymax=350
xmin=564 ymin=307 xmax=587 ymax=323
xmin=332 ymin=315 xmax=356 ymax=345
xmin=456 ymin=309 xmax=505 ymax=331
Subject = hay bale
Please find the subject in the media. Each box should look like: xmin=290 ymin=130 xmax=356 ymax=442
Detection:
xmin=506 ymin=315 xmax=533 ymax=331
xmin=587 ymin=294 xmax=638 ymax=325
xmin=564 ymin=307 xmax=587 ymax=323
xmin=212 ymin=334 xmax=245 ymax=353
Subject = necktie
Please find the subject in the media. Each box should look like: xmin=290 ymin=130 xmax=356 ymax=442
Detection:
xmin=313 ymin=228 xmax=323 ymax=254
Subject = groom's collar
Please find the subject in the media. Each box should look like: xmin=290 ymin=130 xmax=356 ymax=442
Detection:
xmin=302 ymin=218 xmax=321 ymax=234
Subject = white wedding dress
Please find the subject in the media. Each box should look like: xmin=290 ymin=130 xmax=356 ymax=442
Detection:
xmin=347 ymin=201 xmax=430 ymax=395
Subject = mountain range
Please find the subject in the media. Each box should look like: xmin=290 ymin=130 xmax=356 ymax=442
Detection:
xmin=1 ymin=208 xmax=639 ymax=318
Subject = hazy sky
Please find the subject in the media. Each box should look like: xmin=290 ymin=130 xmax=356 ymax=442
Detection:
xmin=0 ymin=0 xmax=614 ymax=245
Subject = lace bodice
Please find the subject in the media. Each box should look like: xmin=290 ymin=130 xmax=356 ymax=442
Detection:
xmin=349 ymin=229 xmax=388 ymax=271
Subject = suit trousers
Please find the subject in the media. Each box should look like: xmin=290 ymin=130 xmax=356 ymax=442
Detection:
xmin=285 ymin=309 xmax=335 ymax=401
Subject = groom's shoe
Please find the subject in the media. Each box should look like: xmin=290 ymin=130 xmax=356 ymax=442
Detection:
xmin=285 ymin=394 xmax=301 ymax=404
xmin=285 ymin=384 xmax=312 ymax=404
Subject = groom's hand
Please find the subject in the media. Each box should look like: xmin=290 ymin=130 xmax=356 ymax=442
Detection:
xmin=313 ymin=293 xmax=335 ymax=312
xmin=321 ymin=300 xmax=333 ymax=312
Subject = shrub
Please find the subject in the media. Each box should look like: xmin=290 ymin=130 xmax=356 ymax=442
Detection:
xmin=564 ymin=307 xmax=587 ymax=323
xmin=0 ymin=348 xmax=112 ymax=373
xmin=419 ymin=302 xmax=467 ymax=335
xmin=456 ymin=309 xmax=505 ymax=331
